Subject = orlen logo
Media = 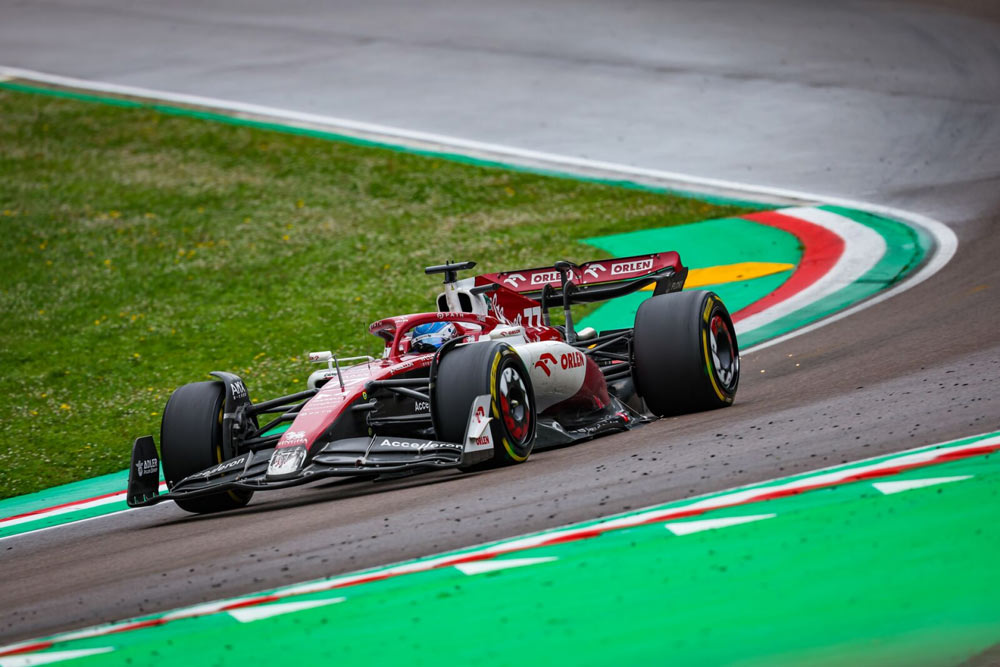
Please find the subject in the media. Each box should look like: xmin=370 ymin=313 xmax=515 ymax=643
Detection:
xmin=560 ymin=351 xmax=585 ymax=370
xmin=583 ymin=263 xmax=607 ymax=279
xmin=531 ymin=271 xmax=560 ymax=285
xmin=611 ymin=258 xmax=653 ymax=275
xmin=503 ymin=273 xmax=526 ymax=287
xmin=475 ymin=406 xmax=486 ymax=423
xmin=534 ymin=353 xmax=558 ymax=377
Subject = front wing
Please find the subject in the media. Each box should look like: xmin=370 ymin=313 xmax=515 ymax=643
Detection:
xmin=127 ymin=435 xmax=482 ymax=508
xmin=127 ymin=393 xmax=646 ymax=508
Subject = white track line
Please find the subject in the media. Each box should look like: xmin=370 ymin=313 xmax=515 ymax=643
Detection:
xmin=2 ymin=492 xmax=128 ymax=528
xmin=0 ymin=648 xmax=114 ymax=667
xmin=455 ymin=556 xmax=558 ymax=575
xmin=872 ymin=475 xmax=972 ymax=495
xmin=0 ymin=504 xmax=172 ymax=545
xmin=227 ymin=598 xmax=346 ymax=623
xmin=664 ymin=513 xmax=776 ymax=536
xmin=0 ymin=482 xmax=167 ymax=529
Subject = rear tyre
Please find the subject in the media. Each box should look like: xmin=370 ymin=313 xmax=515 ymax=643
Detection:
xmin=633 ymin=291 xmax=739 ymax=417
xmin=432 ymin=342 xmax=536 ymax=466
xmin=160 ymin=381 xmax=253 ymax=514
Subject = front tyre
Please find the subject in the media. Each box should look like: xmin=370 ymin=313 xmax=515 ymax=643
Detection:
xmin=160 ymin=381 xmax=253 ymax=514
xmin=432 ymin=342 xmax=536 ymax=466
xmin=633 ymin=291 xmax=739 ymax=417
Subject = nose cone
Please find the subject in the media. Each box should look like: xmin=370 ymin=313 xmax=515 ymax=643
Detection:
xmin=267 ymin=445 xmax=306 ymax=480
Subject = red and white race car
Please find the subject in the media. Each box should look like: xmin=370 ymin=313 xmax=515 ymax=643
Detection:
xmin=127 ymin=255 xmax=740 ymax=513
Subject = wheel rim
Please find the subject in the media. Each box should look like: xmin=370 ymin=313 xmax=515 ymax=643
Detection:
xmin=708 ymin=313 xmax=738 ymax=392
xmin=499 ymin=364 xmax=532 ymax=444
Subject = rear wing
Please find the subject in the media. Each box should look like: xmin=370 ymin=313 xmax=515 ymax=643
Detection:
xmin=474 ymin=252 xmax=688 ymax=335
xmin=478 ymin=252 xmax=687 ymax=297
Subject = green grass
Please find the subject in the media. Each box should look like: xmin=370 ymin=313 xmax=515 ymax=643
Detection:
xmin=0 ymin=86 xmax=752 ymax=499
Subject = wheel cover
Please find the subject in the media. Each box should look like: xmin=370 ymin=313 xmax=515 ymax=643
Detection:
xmin=709 ymin=314 xmax=739 ymax=392
xmin=499 ymin=365 xmax=532 ymax=443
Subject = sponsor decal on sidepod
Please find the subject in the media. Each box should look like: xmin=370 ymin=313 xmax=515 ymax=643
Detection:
xmin=534 ymin=351 xmax=584 ymax=376
xmin=534 ymin=352 xmax=559 ymax=377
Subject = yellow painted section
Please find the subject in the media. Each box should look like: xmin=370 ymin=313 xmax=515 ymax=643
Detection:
xmin=641 ymin=262 xmax=794 ymax=291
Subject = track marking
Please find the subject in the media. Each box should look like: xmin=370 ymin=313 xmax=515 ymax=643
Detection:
xmin=0 ymin=502 xmax=172 ymax=546
xmin=3 ymin=430 xmax=996 ymax=659
xmin=732 ymin=210 xmax=844 ymax=323
xmin=228 ymin=598 xmax=345 ymax=623
xmin=454 ymin=557 xmax=557 ymax=575
xmin=0 ymin=483 xmax=166 ymax=528
xmin=664 ymin=513 xmax=776 ymax=536
xmin=641 ymin=262 xmax=795 ymax=290
xmin=734 ymin=208 xmax=885 ymax=333
xmin=0 ymin=648 xmax=113 ymax=667
xmin=872 ymin=476 xmax=972 ymax=495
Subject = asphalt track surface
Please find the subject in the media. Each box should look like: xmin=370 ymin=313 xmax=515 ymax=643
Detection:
xmin=2 ymin=0 xmax=1000 ymax=645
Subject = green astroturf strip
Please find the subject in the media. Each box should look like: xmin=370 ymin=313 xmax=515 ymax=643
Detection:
xmin=26 ymin=443 xmax=1000 ymax=665
xmin=0 ymin=470 xmax=127 ymax=520
xmin=579 ymin=217 xmax=802 ymax=332
xmin=0 ymin=498 xmax=132 ymax=540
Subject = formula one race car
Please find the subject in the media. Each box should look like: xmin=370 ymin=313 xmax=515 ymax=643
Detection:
xmin=127 ymin=254 xmax=740 ymax=513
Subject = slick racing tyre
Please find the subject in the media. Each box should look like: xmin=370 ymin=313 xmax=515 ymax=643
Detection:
xmin=633 ymin=290 xmax=739 ymax=416
xmin=432 ymin=342 xmax=536 ymax=466
xmin=160 ymin=381 xmax=253 ymax=513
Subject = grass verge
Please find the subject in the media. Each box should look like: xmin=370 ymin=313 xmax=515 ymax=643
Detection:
xmin=0 ymin=86 xmax=752 ymax=498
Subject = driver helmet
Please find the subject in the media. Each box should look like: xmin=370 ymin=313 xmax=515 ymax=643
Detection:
xmin=410 ymin=322 xmax=458 ymax=353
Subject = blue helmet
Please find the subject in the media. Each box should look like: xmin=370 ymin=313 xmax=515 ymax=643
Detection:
xmin=410 ymin=322 xmax=457 ymax=353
